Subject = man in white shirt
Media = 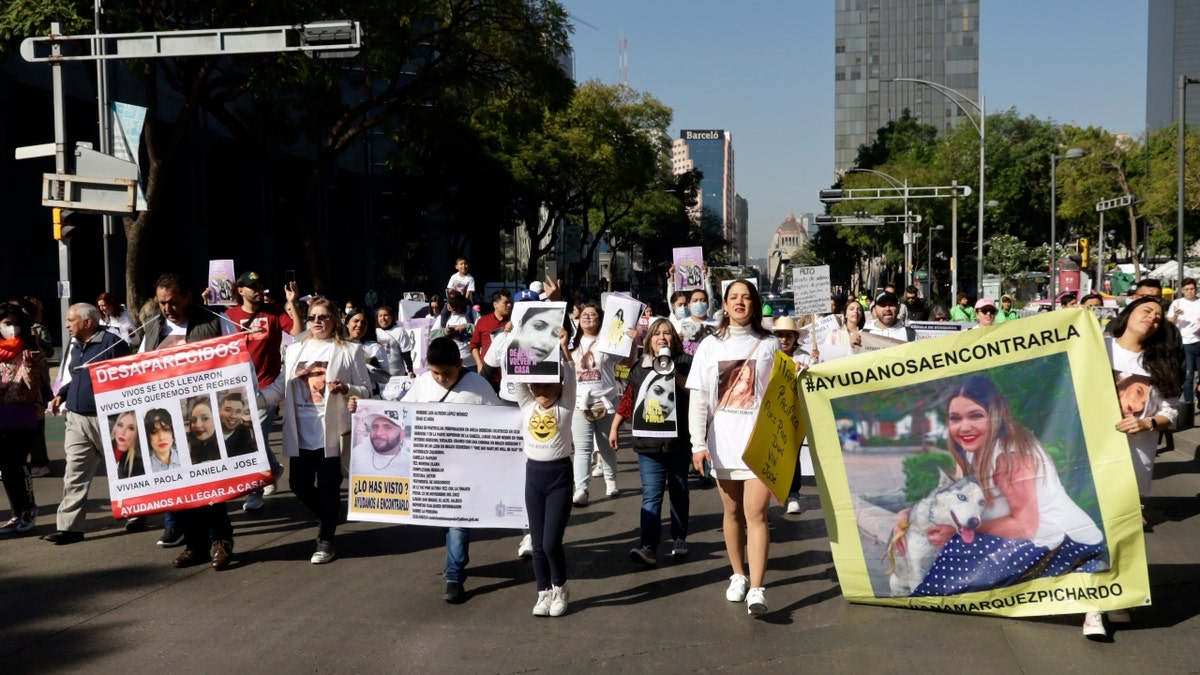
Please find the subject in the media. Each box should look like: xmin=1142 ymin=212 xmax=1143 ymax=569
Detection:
xmin=864 ymin=292 xmax=915 ymax=342
xmin=1169 ymin=277 xmax=1200 ymax=405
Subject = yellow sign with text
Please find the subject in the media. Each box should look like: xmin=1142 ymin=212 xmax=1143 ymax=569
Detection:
xmin=799 ymin=310 xmax=1149 ymax=617
xmin=743 ymin=351 xmax=805 ymax=504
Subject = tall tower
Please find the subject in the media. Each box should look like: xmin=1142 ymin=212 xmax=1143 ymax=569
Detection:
xmin=672 ymin=130 xmax=738 ymax=263
xmin=1146 ymin=0 xmax=1200 ymax=131
xmin=834 ymin=0 xmax=980 ymax=171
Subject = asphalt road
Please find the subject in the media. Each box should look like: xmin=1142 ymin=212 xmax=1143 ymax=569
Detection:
xmin=2 ymin=418 xmax=1199 ymax=673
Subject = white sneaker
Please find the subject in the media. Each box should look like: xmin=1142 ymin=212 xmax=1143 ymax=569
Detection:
xmin=605 ymin=479 xmax=619 ymax=497
xmin=786 ymin=495 xmax=802 ymax=515
xmin=310 ymin=538 xmax=336 ymax=564
xmin=591 ymin=462 xmax=604 ymax=477
xmin=726 ymin=574 xmax=750 ymax=602
xmin=1082 ymin=611 xmax=1107 ymax=640
xmin=572 ymin=488 xmax=589 ymax=507
xmin=549 ymin=584 xmax=569 ymax=616
xmin=532 ymin=590 xmax=552 ymax=616
xmin=1107 ymin=609 xmax=1132 ymax=624
xmin=242 ymin=491 xmax=265 ymax=511
xmin=264 ymin=464 xmax=284 ymax=496
xmin=746 ymin=587 xmax=768 ymax=616
xmin=517 ymin=533 xmax=533 ymax=559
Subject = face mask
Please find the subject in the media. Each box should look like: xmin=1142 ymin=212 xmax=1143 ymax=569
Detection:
xmin=674 ymin=306 xmax=688 ymax=320
xmin=689 ymin=301 xmax=708 ymax=318
xmin=0 ymin=325 xmax=18 ymax=339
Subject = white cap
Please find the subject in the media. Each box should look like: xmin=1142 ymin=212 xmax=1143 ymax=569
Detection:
xmin=529 ymin=281 xmax=544 ymax=294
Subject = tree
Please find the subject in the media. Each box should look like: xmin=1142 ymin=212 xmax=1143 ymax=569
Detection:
xmin=984 ymin=234 xmax=1029 ymax=293
xmin=2 ymin=0 xmax=575 ymax=306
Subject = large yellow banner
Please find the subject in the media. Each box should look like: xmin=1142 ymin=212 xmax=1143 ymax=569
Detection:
xmin=743 ymin=351 xmax=804 ymax=504
xmin=799 ymin=310 xmax=1148 ymax=617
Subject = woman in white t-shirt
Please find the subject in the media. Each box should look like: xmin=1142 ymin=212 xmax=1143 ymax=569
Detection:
xmin=568 ymin=302 xmax=630 ymax=506
xmin=260 ymin=298 xmax=371 ymax=566
xmin=1083 ymin=297 xmax=1181 ymax=638
xmin=1167 ymin=277 xmax=1200 ymax=405
xmin=685 ymin=279 xmax=780 ymax=617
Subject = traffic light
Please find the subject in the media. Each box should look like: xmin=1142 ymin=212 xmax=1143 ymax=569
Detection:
xmin=1077 ymin=237 xmax=1090 ymax=269
xmin=53 ymin=208 xmax=75 ymax=241
xmin=818 ymin=189 xmax=844 ymax=203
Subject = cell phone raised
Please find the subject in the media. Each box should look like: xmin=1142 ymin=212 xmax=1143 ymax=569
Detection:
xmin=284 ymin=269 xmax=296 ymax=285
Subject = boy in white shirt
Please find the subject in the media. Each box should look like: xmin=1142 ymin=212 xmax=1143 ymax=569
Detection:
xmin=446 ymin=257 xmax=476 ymax=301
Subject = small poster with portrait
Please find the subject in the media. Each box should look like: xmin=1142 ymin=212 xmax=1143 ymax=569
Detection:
xmin=208 ymin=260 xmax=237 ymax=306
xmin=673 ymin=247 xmax=705 ymax=292
xmin=506 ymin=301 xmax=567 ymax=383
xmin=632 ymin=371 xmax=679 ymax=438
xmin=597 ymin=292 xmax=643 ymax=357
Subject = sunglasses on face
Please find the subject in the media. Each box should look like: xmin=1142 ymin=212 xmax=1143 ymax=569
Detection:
xmin=307 ymin=314 xmax=331 ymax=322
xmin=977 ymin=308 xmax=997 ymax=315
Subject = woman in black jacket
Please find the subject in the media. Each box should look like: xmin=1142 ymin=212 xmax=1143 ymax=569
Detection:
xmin=608 ymin=318 xmax=692 ymax=566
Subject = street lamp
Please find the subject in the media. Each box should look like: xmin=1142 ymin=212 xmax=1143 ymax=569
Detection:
xmin=889 ymin=78 xmax=986 ymax=296
xmin=927 ymin=224 xmax=944 ymax=298
xmin=1179 ymin=76 xmax=1200 ymax=291
xmin=1049 ymin=148 xmax=1087 ymax=300
xmin=846 ymin=167 xmax=914 ymax=286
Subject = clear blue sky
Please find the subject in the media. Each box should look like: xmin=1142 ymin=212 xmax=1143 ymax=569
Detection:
xmin=560 ymin=0 xmax=1148 ymax=260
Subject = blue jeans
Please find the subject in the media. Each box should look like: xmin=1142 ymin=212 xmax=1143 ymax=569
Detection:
xmin=445 ymin=527 xmax=470 ymax=583
xmin=572 ymin=409 xmax=616 ymax=490
xmin=1184 ymin=343 xmax=1199 ymax=403
xmin=636 ymin=452 xmax=690 ymax=550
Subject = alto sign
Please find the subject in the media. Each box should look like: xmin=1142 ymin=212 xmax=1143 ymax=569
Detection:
xmin=682 ymin=129 xmax=723 ymax=140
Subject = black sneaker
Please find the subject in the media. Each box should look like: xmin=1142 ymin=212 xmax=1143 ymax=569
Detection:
xmin=443 ymin=581 xmax=466 ymax=604
xmin=42 ymin=530 xmax=84 ymax=545
xmin=125 ymin=517 xmax=146 ymax=532
xmin=157 ymin=527 xmax=185 ymax=547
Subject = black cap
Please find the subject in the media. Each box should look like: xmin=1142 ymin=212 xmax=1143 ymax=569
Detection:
xmin=235 ymin=271 xmax=262 ymax=288
xmin=874 ymin=291 xmax=899 ymax=306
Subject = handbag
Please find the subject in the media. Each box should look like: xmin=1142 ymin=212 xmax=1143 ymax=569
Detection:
xmin=0 ymin=403 xmax=38 ymax=430
xmin=582 ymin=400 xmax=608 ymax=422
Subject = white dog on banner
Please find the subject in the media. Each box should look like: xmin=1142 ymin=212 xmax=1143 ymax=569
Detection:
xmin=884 ymin=472 xmax=986 ymax=597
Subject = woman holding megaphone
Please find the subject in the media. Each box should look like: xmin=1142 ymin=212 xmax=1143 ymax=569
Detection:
xmin=609 ymin=318 xmax=693 ymax=567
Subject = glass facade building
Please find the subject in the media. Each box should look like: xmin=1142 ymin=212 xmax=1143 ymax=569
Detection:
xmin=673 ymin=130 xmax=740 ymax=262
xmin=1147 ymin=0 xmax=1200 ymax=131
xmin=834 ymin=0 xmax=980 ymax=170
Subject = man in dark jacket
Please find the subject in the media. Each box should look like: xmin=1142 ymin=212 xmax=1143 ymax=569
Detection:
xmin=43 ymin=304 xmax=129 ymax=544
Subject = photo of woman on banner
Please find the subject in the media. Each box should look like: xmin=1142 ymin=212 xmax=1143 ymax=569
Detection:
xmin=895 ymin=374 xmax=1105 ymax=597
xmin=218 ymin=389 xmax=257 ymax=457
xmin=144 ymin=408 xmax=181 ymax=472
xmin=182 ymin=395 xmax=222 ymax=464
xmin=109 ymin=411 xmax=145 ymax=479
xmin=633 ymin=372 xmax=678 ymax=436
xmin=716 ymin=360 xmax=757 ymax=411
xmin=350 ymin=406 xmax=412 ymax=478
xmin=506 ymin=302 xmax=568 ymax=381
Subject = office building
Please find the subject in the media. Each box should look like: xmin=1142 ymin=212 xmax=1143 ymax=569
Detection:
xmin=834 ymin=0 xmax=980 ymax=170
xmin=672 ymin=129 xmax=738 ymax=262
xmin=1147 ymin=0 xmax=1200 ymax=131
xmin=735 ymin=194 xmax=749 ymax=264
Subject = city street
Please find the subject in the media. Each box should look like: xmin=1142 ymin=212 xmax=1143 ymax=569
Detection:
xmin=2 ymin=418 xmax=1199 ymax=673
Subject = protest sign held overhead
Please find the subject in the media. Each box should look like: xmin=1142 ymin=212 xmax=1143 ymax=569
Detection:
xmin=598 ymin=292 xmax=643 ymax=357
xmin=207 ymin=260 xmax=237 ymax=306
xmin=673 ymin=247 xmax=705 ymax=291
xmin=506 ymin=302 xmax=567 ymax=383
xmin=792 ymin=265 xmax=831 ymax=316
xmin=91 ymin=335 xmax=272 ymax=518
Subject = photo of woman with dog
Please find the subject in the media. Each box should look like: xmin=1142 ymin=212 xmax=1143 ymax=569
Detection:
xmin=890 ymin=374 xmax=1106 ymax=598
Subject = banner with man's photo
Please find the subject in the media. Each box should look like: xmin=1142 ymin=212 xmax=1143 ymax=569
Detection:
xmin=799 ymin=310 xmax=1149 ymax=617
xmin=347 ymin=399 xmax=527 ymax=528
xmin=90 ymin=335 xmax=273 ymax=518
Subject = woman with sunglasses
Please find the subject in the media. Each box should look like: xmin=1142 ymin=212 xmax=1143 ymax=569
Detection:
xmin=973 ymin=298 xmax=999 ymax=328
xmin=260 ymin=298 xmax=371 ymax=565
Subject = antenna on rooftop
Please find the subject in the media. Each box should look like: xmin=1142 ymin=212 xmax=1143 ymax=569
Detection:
xmin=619 ymin=31 xmax=628 ymax=84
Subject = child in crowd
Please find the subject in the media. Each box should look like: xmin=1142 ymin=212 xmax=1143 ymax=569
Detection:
xmin=515 ymin=327 xmax=576 ymax=617
xmin=404 ymin=337 xmax=502 ymax=603
xmin=446 ymin=257 xmax=476 ymax=303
